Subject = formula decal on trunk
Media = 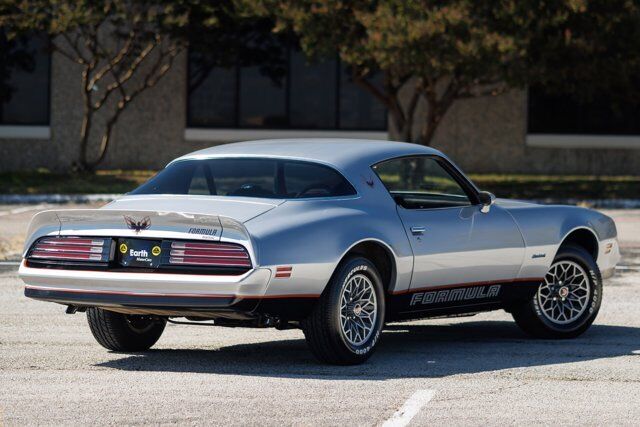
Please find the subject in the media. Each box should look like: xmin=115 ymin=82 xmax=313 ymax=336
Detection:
xmin=409 ymin=284 xmax=502 ymax=307
xmin=188 ymin=227 xmax=219 ymax=237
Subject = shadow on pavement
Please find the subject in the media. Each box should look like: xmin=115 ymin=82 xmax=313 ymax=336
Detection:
xmin=96 ymin=320 xmax=640 ymax=379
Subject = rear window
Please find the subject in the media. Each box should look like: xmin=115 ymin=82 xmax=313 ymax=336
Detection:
xmin=130 ymin=158 xmax=357 ymax=199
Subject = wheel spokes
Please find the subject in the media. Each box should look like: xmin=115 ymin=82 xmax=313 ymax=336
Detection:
xmin=338 ymin=273 xmax=378 ymax=346
xmin=536 ymin=260 xmax=591 ymax=325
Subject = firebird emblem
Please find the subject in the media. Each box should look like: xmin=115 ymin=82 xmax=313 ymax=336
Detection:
xmin=124 ymin=215 xmax=151 ymax=233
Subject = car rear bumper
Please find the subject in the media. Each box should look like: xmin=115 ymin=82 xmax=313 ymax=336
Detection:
xmin=20 ymin=260 xmax=272 ymax=309
xmin=19 ymin=261 xmax=321 ymax=319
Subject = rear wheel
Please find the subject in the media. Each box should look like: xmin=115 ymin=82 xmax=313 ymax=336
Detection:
xmin=302 ymin=257 xmax=385 ymax=365
xmin=86 ymin=307 xmax=166 ymax=351
xmin=512 ymin=244 xmax=602 ymax=338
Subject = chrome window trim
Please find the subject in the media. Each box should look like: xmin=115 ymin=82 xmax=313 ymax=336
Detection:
xmin=371 ymin=154 xmax=482 ymax=210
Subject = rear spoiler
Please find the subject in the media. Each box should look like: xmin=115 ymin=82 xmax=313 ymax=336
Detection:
xmin=23 ymin=209 xmax=249 ymax=256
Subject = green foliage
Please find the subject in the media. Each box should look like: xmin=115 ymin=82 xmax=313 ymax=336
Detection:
xmin=257 ymin=0 xmax=640 ymax=145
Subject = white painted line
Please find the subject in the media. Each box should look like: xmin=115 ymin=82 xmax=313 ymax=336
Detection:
xmin=382 ymin=389 xmax=436 ymax=427
xmin=616 ymin=266 xmax=640 ymax=271
xmin=0 ymin=261 xmax=20 ymax=266
xmin=0 ymin=203 xmax=51 ymax=217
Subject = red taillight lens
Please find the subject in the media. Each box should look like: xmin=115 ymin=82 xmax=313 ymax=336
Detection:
xmin=29 ymin=236 xmax=112 ymax=263
xmin=167 ymin=241 xmax=251 ymax=268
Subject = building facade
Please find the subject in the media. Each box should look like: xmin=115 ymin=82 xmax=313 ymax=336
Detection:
xmin=1 ymin=42 xmax=639 ymax=175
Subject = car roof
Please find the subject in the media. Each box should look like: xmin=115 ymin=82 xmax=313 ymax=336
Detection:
xmin=172 ymin=139 xmax=444 ymax=172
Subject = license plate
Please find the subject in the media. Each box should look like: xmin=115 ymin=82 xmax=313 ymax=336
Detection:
xmin=118 ymin=238 xmax=162 ymax=268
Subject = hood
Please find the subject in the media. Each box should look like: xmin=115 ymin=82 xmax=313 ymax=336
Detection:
xmin=103 ymin=194 xmax=284 ymax=223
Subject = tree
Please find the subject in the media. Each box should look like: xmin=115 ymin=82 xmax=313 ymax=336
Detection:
xmin=255 ymin=0 xmax=640 ymax=146
xmin=0 ymin=1 xmax=196 ymax=170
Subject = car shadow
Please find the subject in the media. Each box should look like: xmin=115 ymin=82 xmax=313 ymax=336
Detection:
xmin=95 ymin=320 xmax=640 ymax=380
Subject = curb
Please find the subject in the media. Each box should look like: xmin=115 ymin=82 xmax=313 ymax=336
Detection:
xmin=530 ymin=199 xmax=640 ymax=209
xmin=1 ymin=194 xmax=640 ymax=209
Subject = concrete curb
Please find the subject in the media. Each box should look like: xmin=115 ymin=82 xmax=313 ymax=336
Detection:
xmin=1 ymin=194 xmax=640 ymax=209
xmin=530 ymin=199 xmax=640 ymax=209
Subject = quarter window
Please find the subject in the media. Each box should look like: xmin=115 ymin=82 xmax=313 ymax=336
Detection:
xmin=373 ymin=157 xmax=471 ymax=209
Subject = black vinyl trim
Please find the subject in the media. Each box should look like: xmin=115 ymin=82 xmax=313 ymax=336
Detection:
xmin=387 ymin=280 xmax=541 ymax=321
xmin=25 ymin=287 xmax=250 ymax=310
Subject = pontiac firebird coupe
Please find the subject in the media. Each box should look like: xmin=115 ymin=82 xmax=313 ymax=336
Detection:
xmin=20 ymin=139 xmax=620 ymax=365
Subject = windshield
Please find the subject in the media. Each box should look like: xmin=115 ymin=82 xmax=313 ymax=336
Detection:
xmin=130 ymin=158 xmax=357 ymax=199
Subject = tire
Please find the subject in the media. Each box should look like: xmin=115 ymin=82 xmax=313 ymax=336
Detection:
xmin=86 ymin=307 xmax=166 ymax=351
xmin=512 ymin=244 xmax=602 ymax=339
xmin=302 ymin=256 xmax=385 ymax=365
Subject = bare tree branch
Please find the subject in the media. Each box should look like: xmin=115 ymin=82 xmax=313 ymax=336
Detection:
xmin=88 ymin=31 xmax=135 ymax=89
xmin=51 ymin=39 xmax=87 ymax=65
xmin=351 ymin=67 xmax=394 ymax=110
xmin=92 ymin=38 xmax=160 ymax=110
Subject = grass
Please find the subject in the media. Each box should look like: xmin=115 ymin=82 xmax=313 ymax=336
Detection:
xmin=0 ymin=169 xmax=639 ymax=200
xmin=469 ymin=174 xmax=640 ymax=200
xmin=0 ymin=169 xmax=156 ymax=195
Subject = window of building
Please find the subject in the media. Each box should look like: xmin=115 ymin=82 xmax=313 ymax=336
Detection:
xmin=187 ymin=43 xmax=386 ymax=131
xmin=373 ymin=156 xmax=472 ymax=209
xmin=0 ymin=33 xmax=50 ymax=126
xmin=528 ymin=84 xmax=640 ymax=135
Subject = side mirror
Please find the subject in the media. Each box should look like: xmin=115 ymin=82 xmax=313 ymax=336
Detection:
xmin=478 ymin=191 xmax=496 ymax=213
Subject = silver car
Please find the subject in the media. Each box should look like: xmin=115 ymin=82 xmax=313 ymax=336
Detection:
xmin=20 ymin=139 xmax=620 ymax=364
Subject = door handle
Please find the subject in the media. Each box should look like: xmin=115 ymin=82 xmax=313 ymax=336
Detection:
xmin=410 ymin=226 xmax=426 ymax=235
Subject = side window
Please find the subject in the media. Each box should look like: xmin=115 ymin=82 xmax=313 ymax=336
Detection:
xmin=283 ymin=161 xmax=356 ymax=198
xmin=373 ymin=157 xmax=471 ymax=209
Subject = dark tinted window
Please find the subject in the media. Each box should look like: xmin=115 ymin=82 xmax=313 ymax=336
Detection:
xmin=239 ymin=66 xmax=287 ymax=127
xmin=289 ymin=50 xmax=337 ymax=128
xmin=187 ymin=41 xmax=386 ymax=130
xmin=131 ymin=158 xmax=356 ymax=199
xmin=373 ymin=157 xmax=471 ymax=209
xmin=338 ymin=63 xmax=386 ymax=130
xmin=0 ymin=33 xmax=50 ymax=125
xmin=187 ymin=67 xmax=236 ymax=127
xmin=528 ymin=83 xmax=640 ymax=135
xmin=283 ymin=161 xmax=355 ymax=198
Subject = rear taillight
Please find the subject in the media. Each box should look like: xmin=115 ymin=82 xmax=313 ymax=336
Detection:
xmin=28 ymin=236 xmax=112 ymax=263
xmin=164 ymin=241 xmax=251 ymax=268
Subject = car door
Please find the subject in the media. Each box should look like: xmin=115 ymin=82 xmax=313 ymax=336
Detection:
xmin=373 ymin=155 xmax=525 ymax=290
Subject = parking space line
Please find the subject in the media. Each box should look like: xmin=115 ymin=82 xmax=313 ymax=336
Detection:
xmin=382 ymin=389 xmax=436 ymax=427
xmin=0 ymin=204 xmax=51 ymax=217
xmin=0 ymin=262 xmax=21 ymax=266
xmin=616 ymin=266 xmax=640 ymax=271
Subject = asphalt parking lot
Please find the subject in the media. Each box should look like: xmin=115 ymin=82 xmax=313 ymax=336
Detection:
xmin=1 ymin=209 xmax=639 ymax=425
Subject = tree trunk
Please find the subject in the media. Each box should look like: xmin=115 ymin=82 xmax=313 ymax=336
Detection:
xmin=388 ymin=114 xmax=413 ymax=143
xmin=86 ymin=107 xmax=122 ymax=170
xmin=78 ymin=68 xmax=94 ymax=172
xmin=387 ymin=82 xmax=421 ymax=143
xmin=78 ymin=105 xmax=93 ymax=172
xmin=420 ymin=107 xmax=440 ymax=146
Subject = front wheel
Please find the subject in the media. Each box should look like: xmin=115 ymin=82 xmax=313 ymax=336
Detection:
xmin=86 ymin=307 xmax=166 ymax=351
xmin=512 ymin=244 xmax=602 ymax=339
xmin=302 ymin=257 xmax=385 ymax=365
